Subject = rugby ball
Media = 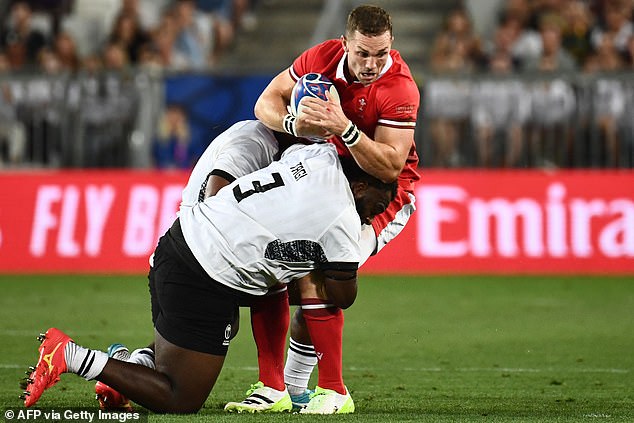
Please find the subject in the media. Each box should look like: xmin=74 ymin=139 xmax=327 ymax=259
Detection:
xmin=290 ymin=73 xmax=339 ymax=116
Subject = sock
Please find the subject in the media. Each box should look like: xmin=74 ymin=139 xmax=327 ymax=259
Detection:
xmin=250 ymin=287 xmax=289 ymax=391
xmin=301 ymin=298 xmax=346 ymax=395
xmin=65 ymin=342 xmax=109 ymax=380
xmin=284 ymin=338 xmax=317 ymax=396
xmin=128 ymin=348 xmax=155 ymax=370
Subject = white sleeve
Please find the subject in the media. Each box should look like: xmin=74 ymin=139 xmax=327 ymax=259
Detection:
xmin=318 ymin=206 xmax=361 ymax=270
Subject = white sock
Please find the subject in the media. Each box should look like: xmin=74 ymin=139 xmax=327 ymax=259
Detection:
xmin=128 ymin=348 xmax=155 ymax=370
xmin=284 ymin=338 xmax=317 ymax=396
xmin=65 ymin=342 xmax=109 ymax=380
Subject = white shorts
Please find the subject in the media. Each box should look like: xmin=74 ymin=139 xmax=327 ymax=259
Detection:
xmin=180 ymin=120 xmax=280 ymax=208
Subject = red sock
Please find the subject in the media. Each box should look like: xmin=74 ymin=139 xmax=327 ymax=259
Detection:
xmin=302 ymin=298 xmax=345 ymax=394
xmin=251 ymin=287 xmax=289 ymax=391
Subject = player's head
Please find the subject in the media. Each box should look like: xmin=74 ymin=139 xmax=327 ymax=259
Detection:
xmin=342 ymin=5 xmax=394 ymax=86
xmin=339 ymin=156 xmax=397 ymax=225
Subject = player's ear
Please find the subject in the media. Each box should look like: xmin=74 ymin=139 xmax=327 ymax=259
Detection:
xmin=350 ymin=181 xmax=368 ymax=198
xmin=341 ymin=35 xmax=348 ymax=53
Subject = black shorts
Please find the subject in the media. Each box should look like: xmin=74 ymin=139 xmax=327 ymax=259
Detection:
xmin=148 ymin=219 xmax=251 ymax=356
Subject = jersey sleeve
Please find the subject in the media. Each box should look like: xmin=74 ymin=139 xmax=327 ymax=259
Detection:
xmin=317 ymin=206 xmax=361 ymax=271
xmin=289 ymin=40 xmax=338 ymax=81
xmin=376 ymin=77 xmax=420 ymax=129
xmin=290 ymin=42 xmax=327 ymax=82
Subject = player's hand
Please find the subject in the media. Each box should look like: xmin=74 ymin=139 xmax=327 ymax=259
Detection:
xmin=299 ymin=91 xmax=350 ymax=137
xmin=294 ymin=108 xmax=332 ymax=138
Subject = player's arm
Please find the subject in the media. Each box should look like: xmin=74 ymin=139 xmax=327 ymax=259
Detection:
xmin=344 ymin=125 xmax=412 ymax=183
xmin=300 ymin=92 xmax=413 ymax=182
xmin=254 ymin=68 xmax=331 ymax=138
xmin=203 ymin=174 xmax=232 ymax=199
xmin=254 ymin=69 xmax=294 ymax=133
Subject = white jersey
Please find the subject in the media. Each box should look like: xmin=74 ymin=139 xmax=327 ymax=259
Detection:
xmin=179 ymin=143 xmax=362 ymax=296
xmin=180 ymin=120 xmax=280 ymax=208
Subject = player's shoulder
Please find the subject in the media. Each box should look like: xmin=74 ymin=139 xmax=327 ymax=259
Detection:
xmin=312 ymin=39 xmax=343 ymax=54
xmin=385 ymin=49 xmax=416 ymax=84
xmin=281 ymin=142 xmax=339 ymax=164
xmin=293 ymin=39 xmax=343 ymax=81
xmin=376 ymin=51 xmax=419 ymax=100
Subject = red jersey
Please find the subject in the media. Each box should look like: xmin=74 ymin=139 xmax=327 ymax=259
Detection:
xmin=290 ymin=39 xmax=421 ymax=194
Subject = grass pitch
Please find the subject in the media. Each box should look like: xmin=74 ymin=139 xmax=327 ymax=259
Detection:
xmin=0 ymin=274 xmax=632 ymax=422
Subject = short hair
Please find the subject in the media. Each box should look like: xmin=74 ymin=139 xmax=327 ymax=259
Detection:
xmin=346 ymin=5 xmax=393 ymax=38
xmin=339 ymin=156 xmax=397 ymax=201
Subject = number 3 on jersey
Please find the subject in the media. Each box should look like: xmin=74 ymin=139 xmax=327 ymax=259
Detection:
xmin=233 ymin=172 xmax=285 ymax=203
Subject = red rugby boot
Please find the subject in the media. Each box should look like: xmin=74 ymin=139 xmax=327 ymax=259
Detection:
xmin=22 ymin=328 xmax=71 ymax=407
xmin=95 ymin=381 xmax=133 ymax=411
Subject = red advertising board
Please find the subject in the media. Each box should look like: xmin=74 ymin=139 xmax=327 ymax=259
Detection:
xmin=0 ymin=170 xmax=187 ymax=273
xmin=0 ymin=170 xmax=632 ymax=274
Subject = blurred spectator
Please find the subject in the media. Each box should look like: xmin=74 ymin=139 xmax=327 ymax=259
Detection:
xmin=136 ymin=42 xmax=164 ymax=72
xmin=561 ymin=0 xmax=595 ymax=66
xmin=584 ymin=33 xmax=625 ymax=72
xmin=525 ymin=0 xmax=569 ymax=30
xmin=52 ymin=31 xmax=81 ymax=74
xmin=527 ymin=78 xmax=576 ymax=167
xmin=0 ymin=52 xmax=10 ymax=72
xmin=81 ymin=54 xmax=104 ymax=75
xmin=483 ymin=24 xmax=522 ymax=71
xmin=471 ymin=52 xmax=530 ymax=167
xmin=428 ymin=10 xmax=479 ymax=167
xmin=16 ymin=0 xmax=74 ymax=35
xmin=498 ymin=14 xmax=543 ymax=68
xmin=149 ymin=10 xmax=190 ymax=70
xmin=12 ymin=47 xmax=68 ymax=166
xmin=119 ymin=0 xmax=169 ymax=31
xmin=152 ymin=104 xmax=192 ymax=169
xmin=0 ymin=1 xmax=48 ymax=70
xmin=499 ymin=0 xmax=532 ymax=27
xmin=36 ymin=46 xmax=61 ymax=75
xmin=425 ymin=79 xmax=472 ymax=167
xmin=196 ymin=0 xmax=240 ymax=58
xmin=78 ymin=65 xmax=139 ymax=167
xmin=431 ymin=8 xmax=484 ymax=72
xmin=102 ymin=42 xmax=131 ymax=72
xmin=524 ymin=13 xmax=577 ymax=72
xmin=590 ymin=0 xmax=634 ymax=59
xmin=172 ymin=0 xmax=215 ymax=69
xmin=627 ymin=34 xmax=634 ymax=68
xmin=107 ymin=11 xmax=151 ymax=65
xmin=0 ymin=70 xmax=27 ymax=167
xmin=593 ymin=77 xmax=627 ymax=167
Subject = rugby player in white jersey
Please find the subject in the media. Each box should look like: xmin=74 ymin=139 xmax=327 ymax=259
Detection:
xmin=22 ymin=142 xmax=396 ymax=414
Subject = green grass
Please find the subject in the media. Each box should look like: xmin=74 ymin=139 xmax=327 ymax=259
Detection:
xmin=0 ymin=274 xmax=632 ymax=422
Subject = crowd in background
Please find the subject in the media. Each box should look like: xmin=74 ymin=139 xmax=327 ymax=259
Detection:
xmin=0 ymin=0 xmax=633 ymax=169
xmin=425 ymin=0 xmax=634 ymax=169
xmin=0 ymin=0 xmax=256 ymax=169
xmin=432 ymin=0 xmax=634 ymax=74
xmin=0 ymin=0 xmax=256 ymax=74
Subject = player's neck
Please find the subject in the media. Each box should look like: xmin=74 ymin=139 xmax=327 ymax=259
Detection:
xmin=343 ymin=62 xmax=358 ymax=83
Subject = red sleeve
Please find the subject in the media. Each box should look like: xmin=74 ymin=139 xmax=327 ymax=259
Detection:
xmin=290 ymin=40 xmax=341 ymax=82
xmin=290 ymin=44 xmax=321 ymax=82
xmin=377 ymin=77 xmax=420 ymax=128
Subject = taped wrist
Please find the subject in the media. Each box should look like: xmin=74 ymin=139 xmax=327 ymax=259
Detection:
xmin=283 ymin=114 xmax=298 ymax=136
xmin=341 ymin=120 xmax=361 ymax=147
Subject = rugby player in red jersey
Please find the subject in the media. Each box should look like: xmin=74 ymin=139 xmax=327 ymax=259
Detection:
xmin=228 ymin=4 xmax=421 ymax=414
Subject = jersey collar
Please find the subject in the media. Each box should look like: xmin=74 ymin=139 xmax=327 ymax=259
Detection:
xmin=335 ymin=51 xmax=394 ymax=85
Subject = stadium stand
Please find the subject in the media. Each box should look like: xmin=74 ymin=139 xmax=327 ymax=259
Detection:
xmin=0 ymin=0 xmax=632 ymax=169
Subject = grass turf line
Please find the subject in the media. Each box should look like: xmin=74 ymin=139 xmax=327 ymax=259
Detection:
xmin=0 ymin=274 xmax=632 ymax=422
